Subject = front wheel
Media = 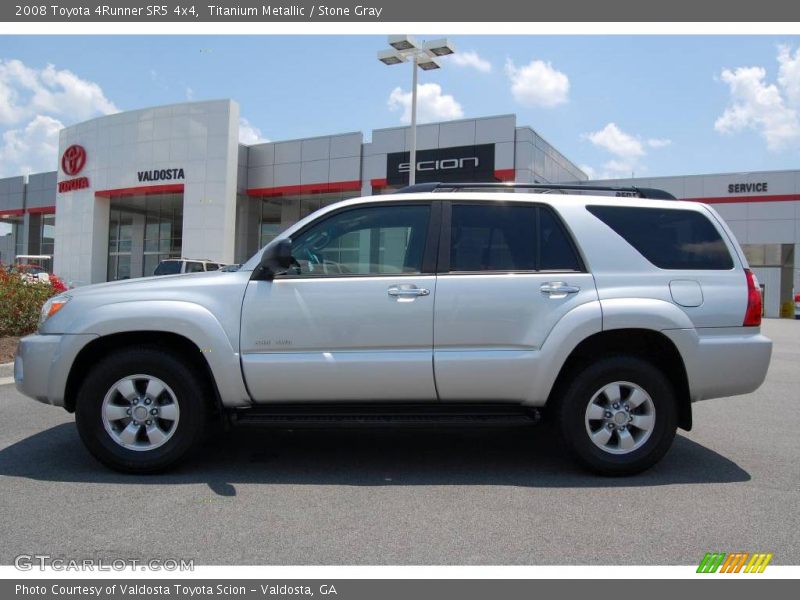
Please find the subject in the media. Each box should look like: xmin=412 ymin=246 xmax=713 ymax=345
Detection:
xmin=75 ymin=347 xmax=209 ymax=473
xmin=556 ymin=356 xmax=677 ymax=476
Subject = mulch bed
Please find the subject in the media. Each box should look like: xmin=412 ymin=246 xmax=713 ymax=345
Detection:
xmin=0 ymin=336 xmax=20 ymax=364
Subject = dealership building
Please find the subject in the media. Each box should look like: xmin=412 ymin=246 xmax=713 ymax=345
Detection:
xmin=0 ymin=98 xmax=798 ymax=317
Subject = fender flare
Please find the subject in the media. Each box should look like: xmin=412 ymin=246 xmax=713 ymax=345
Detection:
xmin=57 ymin=300 xmax=251 ymax=407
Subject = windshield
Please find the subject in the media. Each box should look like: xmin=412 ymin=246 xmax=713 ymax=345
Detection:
xmin=153 ymin=261 xmax=182 ymax=275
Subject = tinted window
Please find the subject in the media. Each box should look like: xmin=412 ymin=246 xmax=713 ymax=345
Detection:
xmin=185 ymin=261 xmax=204 ymax=273
xmin=539 ymin=208 xmax=582 ymax=271
xmin=206 ymin=263 xmax=220 ymax=271
xmin=289 ymin=204 xmax=430 ymax=276
xmin=449 ymin=204 xmax=581 ymax=272
xmin=450 ymin=205 xmax=536 ymax=271
xmin=587 ymin=206 xmax=734 ymax=270
xmin=153 ymin=261 xmax=181 ymax=276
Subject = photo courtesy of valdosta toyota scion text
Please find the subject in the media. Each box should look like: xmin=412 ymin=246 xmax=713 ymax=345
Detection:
xmin=0 ymin=12 xmax=798 ymax=590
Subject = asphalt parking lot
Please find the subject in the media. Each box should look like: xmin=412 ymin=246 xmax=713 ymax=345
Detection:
xmin=0 ymin=319 xmax=798 ymax=565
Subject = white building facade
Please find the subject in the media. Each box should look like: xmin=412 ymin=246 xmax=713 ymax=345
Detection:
xmin=0 ymin=99 xmax=796 ymax=317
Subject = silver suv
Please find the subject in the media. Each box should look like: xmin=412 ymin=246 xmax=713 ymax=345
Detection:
xmin=14 ymin=183 xmax=772 ymax=475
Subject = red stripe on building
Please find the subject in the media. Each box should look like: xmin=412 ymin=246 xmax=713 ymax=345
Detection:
xmin=95 ymin=184 xmax=185 ymax=198
xmin=247 ymin=180 xmax=362 ymax=198
xmin=370 ymin=178 xmax=388 ymax=189
xmin=0 ymin=209 xmax=25 ymax=217
xmin=683 ymin=193 xmax=800 ymax=204
xmin=27 ymin=206 xmax=56 ymax=214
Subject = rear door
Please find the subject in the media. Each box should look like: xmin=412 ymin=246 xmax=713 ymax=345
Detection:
xmin=433 ymin=201 xmax=598 ymax=402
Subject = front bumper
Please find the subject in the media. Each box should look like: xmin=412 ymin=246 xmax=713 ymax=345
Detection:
xmin=15 ymin=333 xmax=97 ymax=407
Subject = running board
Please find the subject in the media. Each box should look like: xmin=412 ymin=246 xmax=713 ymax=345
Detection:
xmin=230 ymin=403 xmax=541 ymax=428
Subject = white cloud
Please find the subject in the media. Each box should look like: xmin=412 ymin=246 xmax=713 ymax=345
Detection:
xmin=388 ymin=83 xmax=464 ymax=124
xmin=0 ymin=59 xmax=117 ymax=176
xmin=0 ymin=59 xmax=117 ymax=126
xmin=505 ymin=59 xmax=569 ymax=108
xmin=647 ymin=138 xmax=672 ymax=148
xmin=778 ymin=45 xmax=800 ymax=108
xmin=239 ymin=117 xmax=268 ymax=145
xmin=450 ymin=51 xmax=492 ymax=73
xmin=582 ymin=123 xmax=669 ymax=180
xmin=0 ymin=114 xmax=63 ymax=177
xmin=578 ymin=164 xmax=597 ymax=179
xmin=585 ymin=122 xmax=645 ymax=159
xmin=602 ymin=159 xmax=638 ymax=178
xmin=715 ymin=45 xmax=800 ymax=151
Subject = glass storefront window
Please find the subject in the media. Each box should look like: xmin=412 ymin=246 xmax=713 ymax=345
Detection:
xmin=0 ymin=217 xmax=24 ymax=267
xmin=40 ymin=214 xmax=55 ymax=257
xmin=259 ymin=198 xmax=282 ymax=248
xmin=108 ymin=193 xmax=183 ymax=281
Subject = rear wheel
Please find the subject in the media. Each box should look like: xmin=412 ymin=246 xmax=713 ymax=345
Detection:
xmin=557 ymin=356 xmax=677 ymax=476
xmin=75 ymin=347 xmax=209 ymax=473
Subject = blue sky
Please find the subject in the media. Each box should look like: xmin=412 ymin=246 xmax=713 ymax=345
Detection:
xmin=1 ymin=35 xmax=799 ymax=179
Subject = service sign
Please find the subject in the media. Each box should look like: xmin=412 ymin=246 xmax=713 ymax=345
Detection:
xmin=386 ymin=144 xmax=496 ymax=185
xmin=728 ymin=182 xmax=768 ymax=193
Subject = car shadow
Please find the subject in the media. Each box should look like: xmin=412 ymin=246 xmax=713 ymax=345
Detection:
xmin=0 ymin=421 xmax=750 ymax=494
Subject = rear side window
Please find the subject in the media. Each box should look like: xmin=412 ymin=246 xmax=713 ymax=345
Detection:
xmin=448 ymin=204 xmax=582 ymax=273
xmin=587 ymin=206 xmax=734 ymax=270
xmin=185 ymin=261 xmax=204 ymax=273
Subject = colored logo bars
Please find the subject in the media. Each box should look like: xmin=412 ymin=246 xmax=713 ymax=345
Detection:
xmin=697 ymin=552 xmax=773 ymax=573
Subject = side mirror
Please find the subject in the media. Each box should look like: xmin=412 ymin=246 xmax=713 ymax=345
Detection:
xmin=255 ymin=238 xmax=293 ymax=280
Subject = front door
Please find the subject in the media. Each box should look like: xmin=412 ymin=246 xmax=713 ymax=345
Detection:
xmin=240 ymin=202 xmax=439 ymax=402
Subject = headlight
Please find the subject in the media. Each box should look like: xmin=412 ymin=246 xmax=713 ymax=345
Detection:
xmin=39 ymin=294 xmax=71 ymax=328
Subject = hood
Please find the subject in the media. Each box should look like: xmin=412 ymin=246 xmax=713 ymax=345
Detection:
xmin=65 ymin=271 xmax=231 ymax=298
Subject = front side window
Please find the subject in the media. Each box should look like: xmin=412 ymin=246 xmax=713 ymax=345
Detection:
xmin=185 ymin=261 xmax=204 ymax=273
xmin=448 ymin=203 xmax=581 ymax=273
xmin=287 ymin=204 xmax=431 ymax=277
xmin=587 ymin=205 xmax=734 ymax=270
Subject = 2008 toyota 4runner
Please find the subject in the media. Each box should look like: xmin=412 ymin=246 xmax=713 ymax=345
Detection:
xmin=15 ymin=183 xmax=772 ymax=475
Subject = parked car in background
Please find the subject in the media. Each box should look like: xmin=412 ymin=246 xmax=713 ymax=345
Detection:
xmin=15 ymin=182 xmax=772 ymax=476
xmin=219 ymin=264 xmax=241 ymax=272
xmin=14 ymin=255 xmax=52 ymax=283
xmin=795 ymin=292 xmax=800 ymax=319
xmin=153 ymin=258 xmax=226 ymax=276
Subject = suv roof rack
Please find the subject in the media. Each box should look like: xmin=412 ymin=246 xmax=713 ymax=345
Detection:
xmin=395 ymin=182 xmax=676 ymax=200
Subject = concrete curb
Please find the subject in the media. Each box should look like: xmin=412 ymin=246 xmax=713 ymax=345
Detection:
xmin=0 ymin=362 xmax=13 ymax=379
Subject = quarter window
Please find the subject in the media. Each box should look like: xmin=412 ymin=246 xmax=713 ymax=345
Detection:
xmin=287 ymin=204 xmax=431 ymax=277
xmin=448 ymin=204 xmax=581 ymax=273
xmin=587 ymin=206 xmax=734 ymax=270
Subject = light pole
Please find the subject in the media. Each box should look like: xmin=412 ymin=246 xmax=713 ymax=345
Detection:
xmin=378 ymin=35 xmax=456 ymax=186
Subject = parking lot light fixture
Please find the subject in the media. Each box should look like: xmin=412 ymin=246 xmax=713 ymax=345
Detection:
xmin=424 ymin=38 xmax=456 ymax=57
xmin=378 ymin=35 xmax=456 ymax=185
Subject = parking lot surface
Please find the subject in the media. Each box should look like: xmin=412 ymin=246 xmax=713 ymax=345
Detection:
xmin=1 ymin=319 xmax=798 ymax=565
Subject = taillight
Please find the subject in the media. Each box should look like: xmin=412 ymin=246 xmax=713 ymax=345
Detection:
xmin=743 ymin=269 xmax=762 ymax=327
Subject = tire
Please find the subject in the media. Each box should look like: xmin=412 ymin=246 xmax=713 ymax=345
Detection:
xmin=75 ymin=346 xmax=210 ymax=473
xmin=556 ymin=356 xmax=677 ymax=476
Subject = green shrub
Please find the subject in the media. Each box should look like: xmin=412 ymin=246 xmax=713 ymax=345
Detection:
xmin=0 ymin=265 xmax=65 ymax=336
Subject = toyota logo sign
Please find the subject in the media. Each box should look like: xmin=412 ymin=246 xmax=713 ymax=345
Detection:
xmin=61 ymin=145 xmax=87 ymax=176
